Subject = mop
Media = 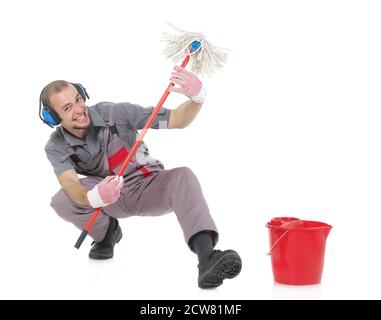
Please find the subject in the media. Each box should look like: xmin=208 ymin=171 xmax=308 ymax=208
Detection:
xmin=74 ymin=23 xmax=229 ymax=249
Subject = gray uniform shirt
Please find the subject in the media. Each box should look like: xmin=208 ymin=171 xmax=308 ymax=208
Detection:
xmin=45 ymin=102 xmax=171 ymax=178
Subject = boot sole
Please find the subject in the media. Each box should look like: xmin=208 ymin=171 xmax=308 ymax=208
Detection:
xmin=198 ymin=251 xmax=242 ymax=289
xmin=88 ymin=227 xmax=123 ymax=260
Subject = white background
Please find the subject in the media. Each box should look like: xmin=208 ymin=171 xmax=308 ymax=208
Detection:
xmin=0 ymin=0 xmax=380 ymax=300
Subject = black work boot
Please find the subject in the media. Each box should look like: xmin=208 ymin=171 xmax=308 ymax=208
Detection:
xmin=198 ymin=249 xmax=242 ymax=289
xmin=89 ymin=217 xmax=122 ymax=260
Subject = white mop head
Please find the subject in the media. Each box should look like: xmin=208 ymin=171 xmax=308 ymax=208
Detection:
xmin=162 ymin=23 xmax=229 ymax=76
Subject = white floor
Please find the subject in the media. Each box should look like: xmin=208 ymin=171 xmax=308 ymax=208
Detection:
xmin=1 ymin=203 xmax=380 ymax=300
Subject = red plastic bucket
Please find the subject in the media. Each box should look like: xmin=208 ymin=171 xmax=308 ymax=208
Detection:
xmin=266 ymin=217 xmax=332 ymax=285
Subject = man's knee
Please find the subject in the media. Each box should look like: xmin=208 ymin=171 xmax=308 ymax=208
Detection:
xmin=172 ymin=166 xmax=196 ymax=181
xmin=51 ymin=188 xmax=67 ymax=210
xmin=50 ymin=188 xmax=87 ymax=217
xmin=168 ymin=167 xmax=201 ymax=195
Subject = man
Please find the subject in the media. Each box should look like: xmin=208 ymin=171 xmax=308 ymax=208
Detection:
xmin=42 ymin=67 xmax=242 ymax=288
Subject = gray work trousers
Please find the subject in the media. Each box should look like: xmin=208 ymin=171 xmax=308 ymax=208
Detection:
xmin=50 ymin=167 xmax=219 ymax=248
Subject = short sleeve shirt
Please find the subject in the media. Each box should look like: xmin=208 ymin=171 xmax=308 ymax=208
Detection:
xmin=45 ymin=102 xmax=171 ymax=177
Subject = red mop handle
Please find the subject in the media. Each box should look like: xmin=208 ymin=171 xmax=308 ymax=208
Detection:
xmin=74 ymin=55 xmax=191 ymax=249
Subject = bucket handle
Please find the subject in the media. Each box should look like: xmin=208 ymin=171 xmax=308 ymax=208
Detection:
xmin=266 ymin=220 xmax=304 ymax=256
xmin=266 ymin=230 xmax=289 ymax=256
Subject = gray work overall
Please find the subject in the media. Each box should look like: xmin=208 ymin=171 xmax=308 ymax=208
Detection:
xmin=50 ymin=106 xmax=218 ymax=248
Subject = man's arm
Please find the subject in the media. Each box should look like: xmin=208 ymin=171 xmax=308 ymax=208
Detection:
xmin=167 ymin=66 xmax=207 ymax=129
xmin=58 ymin=169 xmax=124 ymax=208
xmin=58 ymin=169 xmax=91 ymax=206
xmin=168 ymin=100 xmax=203 ymax=129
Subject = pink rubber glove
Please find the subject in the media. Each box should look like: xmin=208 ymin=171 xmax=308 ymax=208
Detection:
xmin=169 ymin=66 xmax=207 ymax=103
xmin=87 ymin=175 xmax=124 ymax=208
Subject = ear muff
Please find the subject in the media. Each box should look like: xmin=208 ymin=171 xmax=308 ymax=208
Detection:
xmin=41 ymin=105 xmax=61 ymax=127
xmin=38 ymin=91 xmax=61 ymax=128
xmin=39 ymin=82 xmax=90 ymax=128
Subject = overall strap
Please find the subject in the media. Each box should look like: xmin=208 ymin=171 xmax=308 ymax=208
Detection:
xmin=59 ymin=146 xmax=82 ymax=165
xmin=69 ymin=153 xmax=82 ymax=165
xmin=107 ymin=104 xmax=119 ymax=136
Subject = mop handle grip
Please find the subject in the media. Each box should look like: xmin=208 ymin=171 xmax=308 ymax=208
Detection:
xmin=74 ymin=55 xmax=191 ymax=249
xmin=74 ymin=230 xmax=88 ymax=249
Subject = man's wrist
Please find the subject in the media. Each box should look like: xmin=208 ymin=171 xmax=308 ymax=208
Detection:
xmin=87 ymin=185 xmax=108 ymax=208
xmin=190 ymin=85 xmax=207 ymax=104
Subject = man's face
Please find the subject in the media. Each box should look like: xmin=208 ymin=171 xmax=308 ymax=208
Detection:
xmin=50 ymin=85 xmax=90 ymax=134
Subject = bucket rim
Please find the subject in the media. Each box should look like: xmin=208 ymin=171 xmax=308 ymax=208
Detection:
xmin=266 ymin=220 xmax=333 ymax=231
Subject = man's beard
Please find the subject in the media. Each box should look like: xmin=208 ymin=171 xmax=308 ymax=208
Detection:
xmin=73 ymin=124 xmax=90 ymax=130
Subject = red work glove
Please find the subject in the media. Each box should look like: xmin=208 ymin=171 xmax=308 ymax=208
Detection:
xmin=87 ymin=176 xmax=123 ymax=208
xmin=169 ymin=66 xmax=207 ymax=103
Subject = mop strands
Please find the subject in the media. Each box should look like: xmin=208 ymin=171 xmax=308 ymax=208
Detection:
xmin=74 ymin=24 xmax=228 ymax=249
xmin=161 ymin=22 xmax=229 ymax=76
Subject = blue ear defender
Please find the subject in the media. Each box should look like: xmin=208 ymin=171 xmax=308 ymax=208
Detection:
xmin=39 ymin=82 xmax=89 ymax=128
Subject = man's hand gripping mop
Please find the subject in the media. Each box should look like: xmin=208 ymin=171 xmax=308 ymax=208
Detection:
xmin=74 ymin=24 xmax=229 ymax=249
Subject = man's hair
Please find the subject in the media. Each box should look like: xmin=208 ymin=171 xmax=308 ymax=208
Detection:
xmin=41 ymin=80 xmax=72 ymax=108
